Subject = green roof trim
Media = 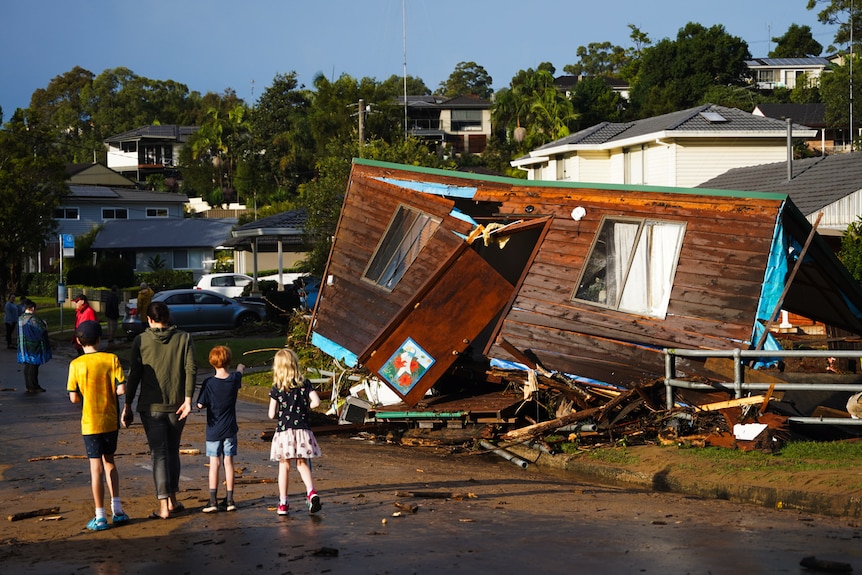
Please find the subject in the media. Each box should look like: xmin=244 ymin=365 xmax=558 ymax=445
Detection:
xmin=373 ymin=411 xmax=466 ymax=419
xmin=352 ymin=157 xmax=789 ymax=201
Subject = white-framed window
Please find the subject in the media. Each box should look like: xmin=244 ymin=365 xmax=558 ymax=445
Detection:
xmin=102 ymin=208 xmax=128 ymax=220
xmin=574 ymin=217 xmax=685 ymax=319
xmin=146 ymin=207 xmax=169 ymax=218
xmin=364 ymin=205 xmax=440 ymax=291
xmin=54 ymin=207 xmax=79 ymax=220
xmin=121 ymin=141 xmax=137 ymax=153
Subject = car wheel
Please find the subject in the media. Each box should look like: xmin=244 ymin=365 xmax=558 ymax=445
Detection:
xmin=236 ymin=313 xmax=259 ymax=327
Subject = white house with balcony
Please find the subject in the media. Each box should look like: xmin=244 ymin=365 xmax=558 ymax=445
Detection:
xmin=104 ymin=125 xmax=198 ymax=184
xmin=511 ymin=104 xmax=817 ymax=188
xmin=745 ymin=57 xmax=830 ymax=90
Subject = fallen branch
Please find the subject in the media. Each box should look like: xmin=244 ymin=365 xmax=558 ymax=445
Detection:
xmin=234 ymin=477 xmax=276 ymax=485
xmin=28 ymin=455 xmax=86 ymax=462
xmin=395 ymin=491 xmax=476 ymax=500
xmin=8 ymin=507 xmax=61 ymax=521
xmin=501 ymin=407 xmax=602 ymax=443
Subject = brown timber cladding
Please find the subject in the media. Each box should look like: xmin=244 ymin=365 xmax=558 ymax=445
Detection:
xmin=316 ymin=162 xmax=786 ymax=386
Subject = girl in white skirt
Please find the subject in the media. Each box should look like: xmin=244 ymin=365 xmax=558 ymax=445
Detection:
xmin=268 ymin=348 xmax=322 ymax=515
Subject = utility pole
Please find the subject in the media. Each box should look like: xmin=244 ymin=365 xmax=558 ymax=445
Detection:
xmin=358 ymin=98 xmax=365 ymax=156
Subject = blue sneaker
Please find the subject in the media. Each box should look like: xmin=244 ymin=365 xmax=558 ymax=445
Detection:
xmin=112 ymin=512 xmax=130 ymax=525
xmin=86 ymin=517 xmax=108 ymax=531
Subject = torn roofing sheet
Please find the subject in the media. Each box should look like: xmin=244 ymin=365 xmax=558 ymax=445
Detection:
xmin=376 ymin=177 xmax=478 ymax=199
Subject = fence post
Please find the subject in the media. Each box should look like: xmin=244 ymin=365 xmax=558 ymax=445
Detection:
xmin=665 ymin=349 xmax=675 ymax=409
xmin=733 ymin=348 xmax=743 ymax=398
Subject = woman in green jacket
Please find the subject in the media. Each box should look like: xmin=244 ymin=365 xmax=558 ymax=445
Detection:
xmin=122 ymin=301 xmax=196 ymax=519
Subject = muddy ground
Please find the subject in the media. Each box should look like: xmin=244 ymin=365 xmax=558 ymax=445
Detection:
xmin=3 ymin=397 xmax=862 ymax=575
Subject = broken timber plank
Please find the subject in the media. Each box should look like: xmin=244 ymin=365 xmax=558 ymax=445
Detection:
xmin=696 ymin=395 xmax=782 ymax=412
xmin=501 ymin=407 xmax=602 ymax=442
xmin=28 ymin=455 xmax=86 ymax=462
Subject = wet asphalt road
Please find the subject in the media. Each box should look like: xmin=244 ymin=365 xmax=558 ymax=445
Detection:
xmin=1 ymin=343 xmax=861 ymax=575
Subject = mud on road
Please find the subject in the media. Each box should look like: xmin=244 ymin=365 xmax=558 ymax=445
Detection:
xmin=3 ymin=390 xmax=862 ymax=575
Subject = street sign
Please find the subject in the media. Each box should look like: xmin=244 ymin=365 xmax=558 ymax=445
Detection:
xmin=62 ymin=234 xmax=74 ymax=257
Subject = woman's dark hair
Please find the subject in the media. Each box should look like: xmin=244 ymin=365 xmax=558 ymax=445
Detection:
xmin=147 ymin=301 xmax=171 ymax=324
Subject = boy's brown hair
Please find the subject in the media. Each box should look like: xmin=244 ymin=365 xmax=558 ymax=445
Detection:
xmin=208 ymin=345 xmax=232 ymax=369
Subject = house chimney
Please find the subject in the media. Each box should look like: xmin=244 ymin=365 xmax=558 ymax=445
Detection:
xmin=787 ymin=118 xmax=793 ymax=181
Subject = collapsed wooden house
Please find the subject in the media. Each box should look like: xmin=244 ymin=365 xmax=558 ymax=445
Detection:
xmin=309 ymin=159 xmax=862 ymax=410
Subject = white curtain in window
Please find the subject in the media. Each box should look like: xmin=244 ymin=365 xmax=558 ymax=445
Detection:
xmin=610 ymin=221 xmax=639 ymax=306
xmin=619 ymin=222 xmax=682 ymax=317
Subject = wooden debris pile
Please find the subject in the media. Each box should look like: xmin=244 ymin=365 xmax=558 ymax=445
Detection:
xmin=490 ymin=367 xmax=791 ymax=453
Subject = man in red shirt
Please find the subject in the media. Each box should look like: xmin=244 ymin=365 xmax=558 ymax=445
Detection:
xmin=72 ymin=295 xmax=97 ymax=355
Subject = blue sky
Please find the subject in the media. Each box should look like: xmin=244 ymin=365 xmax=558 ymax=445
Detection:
xmin=0 ymin=0 xmax=839 ymax=118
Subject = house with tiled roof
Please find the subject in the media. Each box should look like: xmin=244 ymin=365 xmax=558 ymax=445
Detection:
xmin=752 ymin=102 xmax=851 ymax=154
xmin=104 ymin=125 xmax=198 ymax=183
xmin=698 ymin=152 xmax=862 ymax=241
xmin=511 ymin=104 xmax=817 ymax=187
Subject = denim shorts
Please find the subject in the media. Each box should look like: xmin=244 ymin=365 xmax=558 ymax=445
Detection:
xmin=206 ymin=435 xmax=237 ymax=457
xmin=83 ymin=430 xmax=118 ymax=459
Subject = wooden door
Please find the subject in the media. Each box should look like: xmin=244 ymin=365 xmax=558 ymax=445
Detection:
xmin=362 ymin=246 xmax=514 ymax=406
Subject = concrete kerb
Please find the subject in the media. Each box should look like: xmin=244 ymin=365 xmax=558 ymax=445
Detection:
xmin=505 ymin=443 xmax=862 ymax=519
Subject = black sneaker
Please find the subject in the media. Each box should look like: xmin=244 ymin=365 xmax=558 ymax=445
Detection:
xmin=307 ymin=493 xmax=321 ymax=514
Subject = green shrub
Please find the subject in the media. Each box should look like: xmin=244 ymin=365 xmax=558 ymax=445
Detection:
xmin=19 ymin=272 xmax=59 ymax=298
xmin=137 ymin=270 xmax=194 ymax=291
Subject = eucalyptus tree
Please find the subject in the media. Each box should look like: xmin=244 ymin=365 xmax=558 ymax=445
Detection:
xmin=769 ymin=23 xmax=823 ymax=57
xmin=629 ymin=23 xmax=751 ymax=117
xmin=246 ymin=72 xmax=314 ymax=205
xmin=27 ymin=66 xmax=95 ymax=163
xmin=438 ymin=62 xmax=493 ymax=99
xmin=0 ymin=110 xmax=67 ymax=293
xmin=807 ymin=0 xmax=862 ymax=49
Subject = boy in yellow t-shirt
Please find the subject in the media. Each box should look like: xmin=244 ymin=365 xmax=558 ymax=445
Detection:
xmin=67 ymin=320 xmax=129 ymax=531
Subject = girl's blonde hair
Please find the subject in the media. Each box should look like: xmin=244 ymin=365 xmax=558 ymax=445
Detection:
xmin=272 ymin=348 xmax=303 ymax=391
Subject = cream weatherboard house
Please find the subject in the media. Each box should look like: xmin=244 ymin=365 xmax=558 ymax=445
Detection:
xmin=511 ymin=104 xmax=818 ymax=188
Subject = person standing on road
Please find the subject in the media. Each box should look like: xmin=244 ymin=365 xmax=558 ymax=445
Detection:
xmin=17 ymin=299 xmax=51 ymax=393
xmin=268 ymin=348 xmax=322 ymax=516
xmin=72 ymin=295 xmax=96 ymax=356
xmin=67 ymin=320 xmax=130 ymax=531
xmin=136 ymin=283 xmax=154 ymax=321
xmin=5 ymin=293 xmax=20 ymax=349
xmin=196 ymin=345 xmax=245 ymax=513
xmin=104 ymin=285 xmax=120 ymax=345
xmin=122 ymin=301 xmax=196 ymax=520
